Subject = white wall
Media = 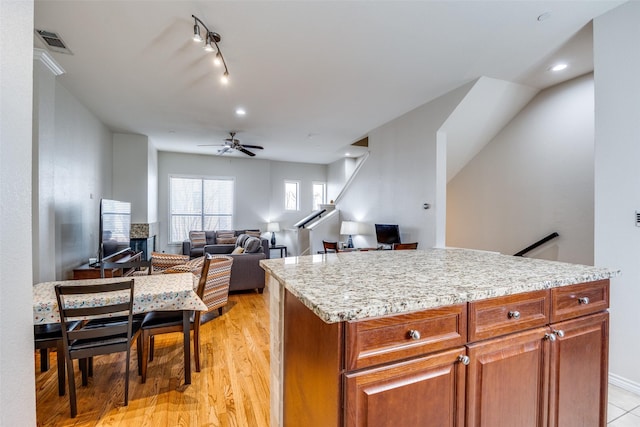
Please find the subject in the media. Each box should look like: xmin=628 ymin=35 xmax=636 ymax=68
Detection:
xmin=50 ymin=81 xmax=113 ymax=279
xmin=337 ymin=82 xmax=474 ymax=249
xmin=594 ymin=1 xmax=640 ymax=393
xmin=447 ymin=74 xmax=595 ymax=264
xmin=113 ymin=133 xmax=156 ymax=223
xmin=327 ymin=157 xmax=357 ymax=202
xmin=0 ymin=0 xmax=37 ymax=423
xmin=157 ymin=152 xmax=326 ymax=254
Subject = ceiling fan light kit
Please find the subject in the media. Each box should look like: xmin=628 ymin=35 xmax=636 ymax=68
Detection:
xmin=191 ymin=14 xmax=229 ymax=85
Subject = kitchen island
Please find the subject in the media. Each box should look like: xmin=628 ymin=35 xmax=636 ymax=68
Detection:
xmin=260 ymin=248 xmax=618 ymax=427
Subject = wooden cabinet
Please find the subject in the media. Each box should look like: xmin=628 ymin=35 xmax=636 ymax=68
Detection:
xmin=466 ymin=327 xmax=550 ymax=427
xmin=345 ymin=347 xmax=467 ymax=427
xmin=282 ymin=280 xmax=609 ymax=427
xmin=547 ymin=312 xmax=609 ymax=427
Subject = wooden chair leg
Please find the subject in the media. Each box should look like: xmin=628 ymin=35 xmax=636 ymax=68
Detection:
xmin=124 ymin=348 xmax=130 ymax=406
xmin=66 ymin=358 xmax=77 ymax=418
xmin=193 ymin=324 xmax=200 ymax=372
xmin=39 ymin=348 xmax=50 ymax=372
xmin=80 ymin=359 xmax=88 ymax=386
xmin=136 ymin=336 xmax=142 ymax=376
xmin=55 ymin=340 xmax=65 ymax=396
xmin=149 ymin=336 xmax=155 ymax=361
xmin=141 ymin=330 xmax=149 ymax=384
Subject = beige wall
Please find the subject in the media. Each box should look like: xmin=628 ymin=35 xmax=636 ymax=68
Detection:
xmin=447 ymin=74 xmax=595 ymax=265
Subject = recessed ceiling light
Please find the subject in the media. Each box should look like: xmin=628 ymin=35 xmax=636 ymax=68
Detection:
xmin=550 ymin=63 xmax=568 ymax=72
xmin=235 ymin=108 xmax=246 ymax=116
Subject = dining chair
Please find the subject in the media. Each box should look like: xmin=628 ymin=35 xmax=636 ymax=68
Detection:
xmin=323 ymin=240 xmax=339 ymax=253
xmin=393 ymin=242 xmax=419 ymax=250
xmin=100 ymin=258 xmax=152 ymax=278
xmin=139 ymin=254 xmax=233 ymax=382
xmin=149 ymin=252 xmax=190 ymax=273
xmin=55 ymin=279 xmax=141 ymax=418
xmin=34 ymin=323 xmax=77 ymax=396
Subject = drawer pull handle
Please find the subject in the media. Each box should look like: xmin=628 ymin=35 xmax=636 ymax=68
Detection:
xmin=578 ymin=297 xmax=590 ymax=305
xmin=457 ymin=355 xmax=470 ymax=366
xmin=544 ymin=333 xmax=557 ymax=342
xmin=408 ymin=330 xmax=421 ymax=340
xmin=508 ymin=310 xmax=521 ymax=319
xmin=554 ymin=329 xmax=565 ymax=338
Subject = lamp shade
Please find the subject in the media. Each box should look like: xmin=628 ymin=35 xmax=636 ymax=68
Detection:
xmin=340 ymin=221 xmax=359 ymax=236
xmin=267 ymin=222 xmax=280 ymax=232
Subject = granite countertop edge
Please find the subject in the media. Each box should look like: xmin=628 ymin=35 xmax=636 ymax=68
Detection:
xmin=260 ymin=248 xmax=620 ymax=324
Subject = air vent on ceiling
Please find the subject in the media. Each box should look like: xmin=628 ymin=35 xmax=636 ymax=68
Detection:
xmin=35 ymin=29 xmax=73 ymax=55
xmin=636 ymin=211 xmax=640 ymax=227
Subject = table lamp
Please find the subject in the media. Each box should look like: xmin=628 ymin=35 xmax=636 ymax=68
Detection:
xmin=267 ymin=222 xmax=280 ymax=246
xmin=340 ymin=221 xmax=359 ymax=249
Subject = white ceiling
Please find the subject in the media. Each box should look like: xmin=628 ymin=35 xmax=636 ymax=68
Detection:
xmin=34 ymin=1 xmax=624 ymax=164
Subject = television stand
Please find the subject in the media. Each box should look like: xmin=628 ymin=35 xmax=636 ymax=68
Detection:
xmin=72 ymin=251 xmax=143 ymax=280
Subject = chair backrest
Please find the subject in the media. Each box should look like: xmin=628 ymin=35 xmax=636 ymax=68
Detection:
xmin=323 ymin=240 xmax=339 ymax=253
xmin=100 ymin=259 xmax=152 ymax=278
xmin=195 ymin=254 xmax=233 ymax=314
xmin=393 ymin=242 xmax=418 ymax=250
xmin=150 ymin=252 xmax=190 ymax=273
xmin=55 ymin=280 xmax=136 ymax=358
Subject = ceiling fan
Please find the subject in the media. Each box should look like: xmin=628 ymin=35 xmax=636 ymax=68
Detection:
xmin=198 ymin=132 xmax=264 ymax=157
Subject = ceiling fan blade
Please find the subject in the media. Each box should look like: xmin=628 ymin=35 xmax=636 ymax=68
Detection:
xmin=240 ymin=144 xmax=264 ymax=150
xmin=198 ymin=144 xmax=227 ymax=147
xmin=217 ymin=146 xmax=231 ymax=155
xmin=237 ymin=147 xmax=256 ymax=157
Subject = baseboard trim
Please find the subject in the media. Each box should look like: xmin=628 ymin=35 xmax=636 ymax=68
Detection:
xmin=609 ymin=372 xmax=640 ymax=396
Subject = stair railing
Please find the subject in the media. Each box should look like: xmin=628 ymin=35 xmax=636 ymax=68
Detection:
xmin=513 ymin=232 xmax=559 ymax=257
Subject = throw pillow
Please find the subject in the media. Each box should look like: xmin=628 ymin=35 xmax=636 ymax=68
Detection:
xmin=235 ymin=233 xmax=250 ymax=248
xmin=244 ymin=230 xmax=261 ymax=238
xmin=231 ymin=246 xmax=245 ymax=254
xmin=189 ymin=231 xmax=206 ymax=248
xmin=217 ymin=236 xmax=237 ymax=244
xmin=243 ymin=236 xmax=263 ymax=253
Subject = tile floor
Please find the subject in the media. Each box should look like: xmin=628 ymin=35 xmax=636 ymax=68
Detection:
xmin=608 ymin=384 xmax=640 ymax=426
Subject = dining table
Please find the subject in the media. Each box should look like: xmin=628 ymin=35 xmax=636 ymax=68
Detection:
xmin=33 ymin=272 xmax=207 ymax=384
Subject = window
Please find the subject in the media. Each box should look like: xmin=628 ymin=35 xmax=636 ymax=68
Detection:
xmin=284 ymin=180 xmax=300 ymax=211
xmin=312 ymin=182 xmax=326 ymax=210
xmin=169 ymin=176 xmax=234 ymax=243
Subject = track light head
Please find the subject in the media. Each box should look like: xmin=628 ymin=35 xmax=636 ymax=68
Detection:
xmin=213 ymin=52 xmax=222 ymax=66
xmin=221 ymin=71 xmax=229 ymax=85
xmin=204 ymin=35 xmax=215 ymax=52
xmin=192 ymin=24 xmax=202 ymax=42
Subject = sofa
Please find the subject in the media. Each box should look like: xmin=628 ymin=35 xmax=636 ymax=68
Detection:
xmin=182 ymin=230 xmax=270 ymax=293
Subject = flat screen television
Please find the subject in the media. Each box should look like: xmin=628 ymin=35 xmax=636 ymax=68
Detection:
xmin=375 ymin=224 xmax=401 ymax=246
xmin=98 ymin=199 xmax=131 ymax=265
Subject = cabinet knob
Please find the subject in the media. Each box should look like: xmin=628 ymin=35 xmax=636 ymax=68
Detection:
xmin=508 ymin=310 xmax=521 ymax=319
xmin=408 ymin=330 xmax=421 ymax=340
xmin=554 ymin=329 xmax=565 ymax=338
xmin=457 ymin=355 xmax=470 ymax=366
xmin=544 ymin=333 xmax=557 ymax=342
xmin=578 ymin=297 xmax=590 ymax=305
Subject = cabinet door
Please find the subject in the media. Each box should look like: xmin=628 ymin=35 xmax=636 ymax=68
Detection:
xmin=344 ymin=347 xmax=466 ymax=427
xmin=547 ymin=312 xmax=609 ymax=427
xmin=466 ymin=327 xmax=550 ymax=427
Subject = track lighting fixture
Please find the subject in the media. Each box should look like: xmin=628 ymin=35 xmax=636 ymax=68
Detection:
xmin=191 ymin=15 xmax=230 ymax=85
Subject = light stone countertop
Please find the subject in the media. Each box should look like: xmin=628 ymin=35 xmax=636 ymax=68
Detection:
xmin=260 ymin=248 xmax=619 ymax=323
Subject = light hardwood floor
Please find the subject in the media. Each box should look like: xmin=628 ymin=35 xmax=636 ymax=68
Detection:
xmin=35 ymin=290 xmax=271 ymax=427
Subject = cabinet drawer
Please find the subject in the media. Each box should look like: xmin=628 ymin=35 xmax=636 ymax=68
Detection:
xmin=345 ymin=304 xmax=466 ymax=371
xmin=550 ymin=280 xmax=609 ymax=323
xmin=468 ymin=290 xmax=549 ymax=341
